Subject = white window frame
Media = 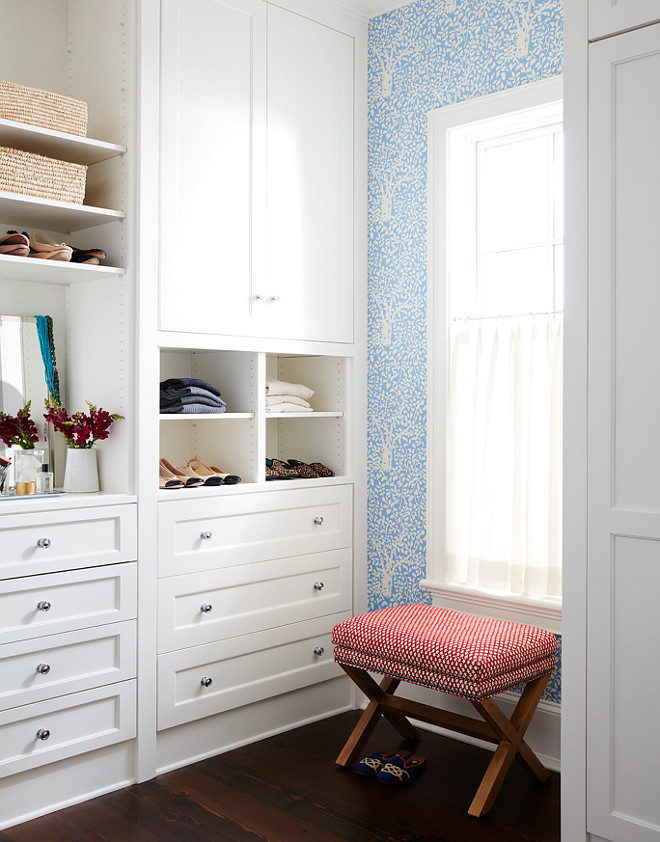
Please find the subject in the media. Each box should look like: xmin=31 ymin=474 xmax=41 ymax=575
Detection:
xmin=424 ymin=77 xmax=564 ymax=633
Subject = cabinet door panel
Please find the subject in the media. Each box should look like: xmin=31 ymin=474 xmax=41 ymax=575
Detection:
xmin=159 ymin=0 xmax=266 ymax=335
xmin=590 ymin=0 xmax=660 ymax=39
xmin=157 ymin=548 xmax=351 ymax=652
xmin=0 ymin=682 xmax=136 ymax=779
xmin=588 ymin=24 xmax=660 ymax=841
xmin=0 ymin=563 xmax=137 ymax=645
xmin=157 ymin=614 xmax=346 ymax=730
xmin=158 ymin=484 xmax=352 ymax=576
xmin=266 ymin=6 xmax=353 ymax=343
xmin=0 ymin=621 xmax=136 ymax=710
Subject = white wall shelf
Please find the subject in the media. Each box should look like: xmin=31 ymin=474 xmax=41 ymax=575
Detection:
xmin=0 ymin=118 xmax=126 ymax=166
xmin=0 ymin=254 xmax=123 ymax=284
xmin=0 ymin=191 xmax=125 ymax=232
xmin=266 ymin=411 xmax=344 ymax=419
xmin=160 ymin=413 xmax=254 ymax=421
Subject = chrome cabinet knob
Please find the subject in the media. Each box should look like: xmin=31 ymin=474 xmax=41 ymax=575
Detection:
xmin=313 ymin=516 xmax=324 ymax=525
xmin=200 ymin=531 xmax=212 ymax=540
xmin=37 ymin=601 xmax=51 ymax=612
xmin=255 ymin=293 xmax=266 ymax=301
xmin=269 ymin=295 xmax=281 ymax=303
xmin=36 ymin=728 xmax=50 ymax=741
xmin=36 ymin=663 xmax=51 ymax=675
xmin=200 ymin=676 xmax=213 ymax=687
xmin=313 ymin=646 xmax=325 ymax=656
xmin=313 ymin=581 xmax=325 ymax=591
xmin=37 ymin=537 xmax=51 ymax=549
xmin=200 ymin=603 xmax=213 ymax=613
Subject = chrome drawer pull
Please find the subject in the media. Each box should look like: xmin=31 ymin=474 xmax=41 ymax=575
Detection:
xmin=36 ymin=663 xmax=51 ymax=675
xmin=37 ymin=601 xmax=51 ymax=612
xmin=200 ymin=531 xmax=212 ymax=540
xmin=36 ymin=728 xmax=50 ymax=741
xmin=36 ymin=537 xmax=51 ymax=549
xmin=200 ymin=603 xmax=213 ymax=613
xmin=200 ymin=676 xmax=213 ymax=687
xmin=313 ymin=516 xmax=324 ymax=525
xmin=313 ymin=581 xmax=325 ymax=591
xmin=313 ymin=646 xmax=325 ymax=656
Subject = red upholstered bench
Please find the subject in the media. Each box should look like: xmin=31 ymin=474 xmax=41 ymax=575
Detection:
xmin=332 ymin=604 xmax=557 ymax=817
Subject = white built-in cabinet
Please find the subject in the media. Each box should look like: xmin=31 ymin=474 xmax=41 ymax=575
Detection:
xmin=0 ymin=0 xmax=365 ymax=832
xmin=564 ymin=4 xmax=660 ymax=841
xmin=159 ymin=0 xmax=354 ymax=344
xmin=150 ymin=0 xmax=364 ymax=781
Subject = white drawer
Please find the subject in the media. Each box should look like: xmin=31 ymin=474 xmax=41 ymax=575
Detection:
xmin=157 ymin=613 xmax=348 ymax=730
xmin=0 ymin=563 xmax=137 ymax=645
xmin=158 ymin=548 xmax=351 ymax=653
xmin=0 ymin=621 xmax=136 ymax=711
xmin=0 ymin=681 xmax=136 ymax=779
xmin=158 ymin=485 xmax=352 ymax=576
xmin=0 ymin=504 xmax=137 ymax=579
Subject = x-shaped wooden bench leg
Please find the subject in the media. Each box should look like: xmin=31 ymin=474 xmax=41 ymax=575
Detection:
xmin=336 ymin=664 xmax=550 ymax=817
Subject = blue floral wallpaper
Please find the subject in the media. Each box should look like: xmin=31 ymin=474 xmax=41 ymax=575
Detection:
xmin=367 ymin=0 xmax=563 ymax=702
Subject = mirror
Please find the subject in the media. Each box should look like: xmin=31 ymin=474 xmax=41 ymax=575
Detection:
xmin=0 ymin=314 xmax=59 ymax=474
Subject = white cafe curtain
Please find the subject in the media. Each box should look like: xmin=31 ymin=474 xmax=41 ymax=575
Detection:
xmin=445 ymin=314 xmax=563 ymax=599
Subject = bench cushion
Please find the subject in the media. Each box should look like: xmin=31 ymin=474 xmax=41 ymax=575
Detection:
xmin=332 ymin=604 xmax=557 ymax=700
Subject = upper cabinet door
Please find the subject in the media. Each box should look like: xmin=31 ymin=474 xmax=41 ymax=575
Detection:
xmin=266 ymin=6 xmax=354 ymax=344
xmin=590 ymin=0 xmax=660 ymax=40
xmin=159 ymin=0 xmax=266 ymax=336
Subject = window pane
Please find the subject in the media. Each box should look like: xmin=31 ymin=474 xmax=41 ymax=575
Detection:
xmin=480 ymin=135 xmax=549 ymax=251
xmin=482 ymin=246 xmax=552 ymax=315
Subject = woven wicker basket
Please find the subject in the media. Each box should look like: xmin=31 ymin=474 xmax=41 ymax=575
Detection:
xmin=0 ymin=80 xmax=88 ymax=137
xmin=0 ymin=146 xmax=87 ymax=205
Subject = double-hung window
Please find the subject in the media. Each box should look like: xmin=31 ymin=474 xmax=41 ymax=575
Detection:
xmin=426 ymin=79 xmax=563 ymax=629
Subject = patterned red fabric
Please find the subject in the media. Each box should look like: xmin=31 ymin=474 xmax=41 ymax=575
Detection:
xmin=332 ymin=604 xmax=557 ymax=700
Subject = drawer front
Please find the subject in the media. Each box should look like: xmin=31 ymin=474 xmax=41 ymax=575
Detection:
xmin=0 ymin=621 xmax=136 ymax=711
xmin=157 ymin=613 xmax=348 ymax=730
xmin=0 ymin=504 xmax=137 ymax=579
xmin=158 ymin=548 xmax=351 ymax=652
xmin=0 ymin=681 xmax=136 ymax=779
xmin=0 ymin=563 xmax=137 ymax=645
xmin=158 ymin=485 xmax=352 ymax=576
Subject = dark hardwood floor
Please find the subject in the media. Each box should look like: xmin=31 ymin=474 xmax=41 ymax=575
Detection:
xmin=0 ymin=711 xmax=559 ymax=842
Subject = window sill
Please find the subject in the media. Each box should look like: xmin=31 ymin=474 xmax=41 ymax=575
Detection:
xmin=420 ymin=580 xmax=562 ymax=634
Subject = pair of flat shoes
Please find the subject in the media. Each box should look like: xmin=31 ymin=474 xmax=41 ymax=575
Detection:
xmin=2 ymin=229 xmax=106 ymax=263
xmin=355 ymin=749 xmax=426 ymax=784
xmin=0 ymin=231 xmax=29 ymax=256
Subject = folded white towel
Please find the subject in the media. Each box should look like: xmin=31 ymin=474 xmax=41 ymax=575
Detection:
xmin=266 ymin=378 xmax=314 ymax=401
xmin=266 ymin=394 xmax=311 ymax=409
xmin=266 ymin=402 xmax=314 ymax=413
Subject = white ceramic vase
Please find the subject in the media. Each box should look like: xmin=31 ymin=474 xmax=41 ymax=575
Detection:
xmin=63 ymin=448 xmax=99 ymax=493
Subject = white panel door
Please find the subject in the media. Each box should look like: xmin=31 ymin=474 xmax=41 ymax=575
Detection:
xmin=266 ymin=5 xmax=354 ymax=343
xmin=159 ymin=0 xmax=266 ymax=336
xmin=590 ymin=0 xmax=660 ymax=40
xmin=588 ymin=23 xmax=660 ymax=841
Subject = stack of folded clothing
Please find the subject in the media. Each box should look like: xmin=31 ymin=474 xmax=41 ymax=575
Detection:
xmin=265 ymin=378 xmax=314 ymax=413
xmin=160 ymin=377 xmax=227 ymax=414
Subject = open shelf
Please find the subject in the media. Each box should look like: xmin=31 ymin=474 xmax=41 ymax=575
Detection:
xmin=266 ymin=411 xmax=343 ymax=419
xmin=160 ymin=412 xmax=254 ymax=421
xmin=0 ymin=253 xmax=123 ymax=284
xmin=0 ymin=118 xmax=126 ymax=165
xmin=0 ymin=191 xmax=125 ymax=232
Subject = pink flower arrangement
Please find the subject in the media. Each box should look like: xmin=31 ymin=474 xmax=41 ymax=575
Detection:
xmin=44 ymin=398 xmax=124 ymax=449
xmin=0 ymin=402 xmax=40 ymax=449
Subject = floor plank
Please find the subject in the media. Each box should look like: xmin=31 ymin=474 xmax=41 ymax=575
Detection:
xmin=2 ymin=712 xmax=559 ymax=842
